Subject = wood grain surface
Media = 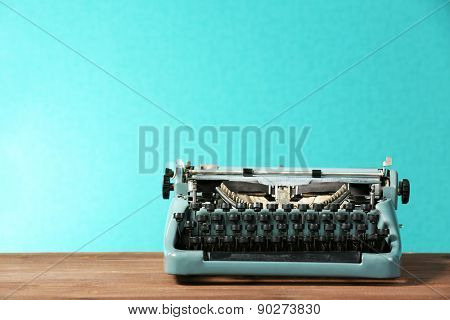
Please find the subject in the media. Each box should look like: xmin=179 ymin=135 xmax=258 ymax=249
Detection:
xmin=0 ymin=253 xmax=448 ymax=300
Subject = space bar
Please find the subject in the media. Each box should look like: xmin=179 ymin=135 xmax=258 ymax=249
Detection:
xmin=207 ymin=251 xmax=362 ymax=263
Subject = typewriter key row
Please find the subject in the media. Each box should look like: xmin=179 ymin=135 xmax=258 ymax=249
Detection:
xmin=174 ymin=203 xmax=391 ymax=253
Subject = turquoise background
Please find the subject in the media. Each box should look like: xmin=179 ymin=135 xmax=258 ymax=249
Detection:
xmin=0 ymin=0 xmax=449 ymax=253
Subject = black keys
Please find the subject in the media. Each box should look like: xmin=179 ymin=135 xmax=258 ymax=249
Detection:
xmin=329 ymin=203 xmax=339 ymax=212
xmin=267 ymin=203 xmax=278 ymax=212
xmin=361 ymin=203 xmax=372 ymax=213
xmin=204 ymin=203 xmax=215 ymax=212
xmin=173 ymin=212 xmax=184 ymax=222
xmin=221 ymin=202 xmax=231 ymax=212
xmin=211 ymin=213 xmax=223 ymax=222
xmin=184 ymin=220 xmax=196 ymax=230
xmin=277 ymin=223 xmax=288 ymax=232
xmin=228 ymin=213 xmax=240 ymax=223
xmin=206 ymin=236 xmax=217 ymax=245
xmin=282 ymin=203 xmax=293 ymax=212
xmin=298 ymin=203 xmax=309 ymax=212
xmin=357 ymin=224 xmax=367 ymax=233
xmin=254 ymin=235 xmax=264 ymax=243
xmin=377 ymin=228 xmax=389 ymax=237
xmin=259 ymin=214 xmax=270 ymax=223
xmin=238 ymin=236 xmax=248 ymax=245
xmin=190 ymin=203 xmax=201 ymax=211
xmin=345 ymin=203 xmax=355 ymax=212
xmin=236 ymin=202 xmax=247 ymax=212
xmin=223 ymin=235 xmax=234 ymax=243
xmin=341 ymin=222 xmax=352 ymax=232
xmin=321 ymin=212 xmax=333 ymax=222
xmin=313 ymin=203 xmax=324 ymax=212
xmin=189 ymin=236 xmax=201 ymax=249
xmin=368 ymin=212 xmax=379 ymax=224
xmin=231 ymin=224 xmax=242 ymax=233
xmin=200 ymin=223 xmax=210 ymax=234
xmin=246 ymin=224 xmax=256 ymax=232
xmin=262 ymin=224 xmax=273 ymax=232
xmin=290 ymin=212 xmax=301 ymax=222
xmin=305 ymin=212 xmax=317 ymax=223
xmin=250 ymin=202 xmax=263 ymax=212
xmin=215 ymin=224 xmax=225 ymax=233
xmin=223 ymin=235 xmax=234 ymax=250
xmin=336 ymin=212 xmax=348 ymax=223
xmin=367 ymin=212 xmax=380 ymax=241
xmin=243 ymin=213 xmax=254 ymax=222
xmin=351 ymin=212 xmax=364 ymax=223
xmin=197 ymin=214 xmax=208 ymax=223
xmin=275 ymin=213 xmax=285 ymax=222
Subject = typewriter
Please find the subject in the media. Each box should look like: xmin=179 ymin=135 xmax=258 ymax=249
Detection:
xmin=162 ymin=158 xmax=409 ymax=278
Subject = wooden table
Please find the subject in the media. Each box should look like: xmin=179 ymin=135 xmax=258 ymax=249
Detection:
xmin=0 ymin=253 xmax=448 ymax=299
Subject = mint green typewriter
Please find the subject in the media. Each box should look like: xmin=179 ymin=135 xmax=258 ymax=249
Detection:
xmin=162 ymin=158 xmax=409 ymax=278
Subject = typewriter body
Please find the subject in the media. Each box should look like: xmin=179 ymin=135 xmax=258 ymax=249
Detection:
xmin=162 ymin=159 xmax=409 ymax=278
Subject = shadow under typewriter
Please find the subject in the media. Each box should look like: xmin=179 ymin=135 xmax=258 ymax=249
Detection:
xmin=174 ymin=275 xmax=410 ymax=286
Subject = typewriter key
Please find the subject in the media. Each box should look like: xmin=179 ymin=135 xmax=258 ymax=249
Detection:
xmin=305 ymin=212 xmax=317 ymax=222
xmin=336 ymin=212 xmax=348 ymax=223
xmin=231 ymin=224 xmax=242 ymax=232
xmin=184 ymin=221 xmax=196 ymax=230
xmin=206 ymin=236 xmax=217 ymax=244
xmin=251 ymin=202 xmax=263 ymax=212
xmin=329 ymin=203 xmax=339 ymax=212
xmin=228 ymin=213 xmax=240 ymax=222
xmin=215 ymin=224 xmax=225 ymax=233
xmin=173 ymin=212 xmax=184 ymax=222
xmin=351 ymin=212 xmax=364 ymax=222
xmin=289 ymin=213 xmax=300 ymax=222
xmin=298 ymin=203 xmax=309 ymax=212
xmin=313 ymin=203 xmax=324 ymax=212
xmin=367 ymin=213 xmax=379 ymax=224
xmin=282 ymin=203 xmax=293 ymax=212
xmin=238 ymin=236 xmax=248 ymax=244
xmin=236 ymin=202 xmax=247 ymax=212
xmin=345 ymin=203 xmax=355 ymax=212
xmin=293 ymin=223 xmax=304 ymax=230
xmin=200 ymin=223 xmax=210 ymax=233
xmin=221 ymin=202 xmax=231 ymax=212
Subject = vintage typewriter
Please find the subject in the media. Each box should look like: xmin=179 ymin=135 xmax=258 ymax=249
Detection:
xmin=162 ymin=158 xmax=409 ymax=278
